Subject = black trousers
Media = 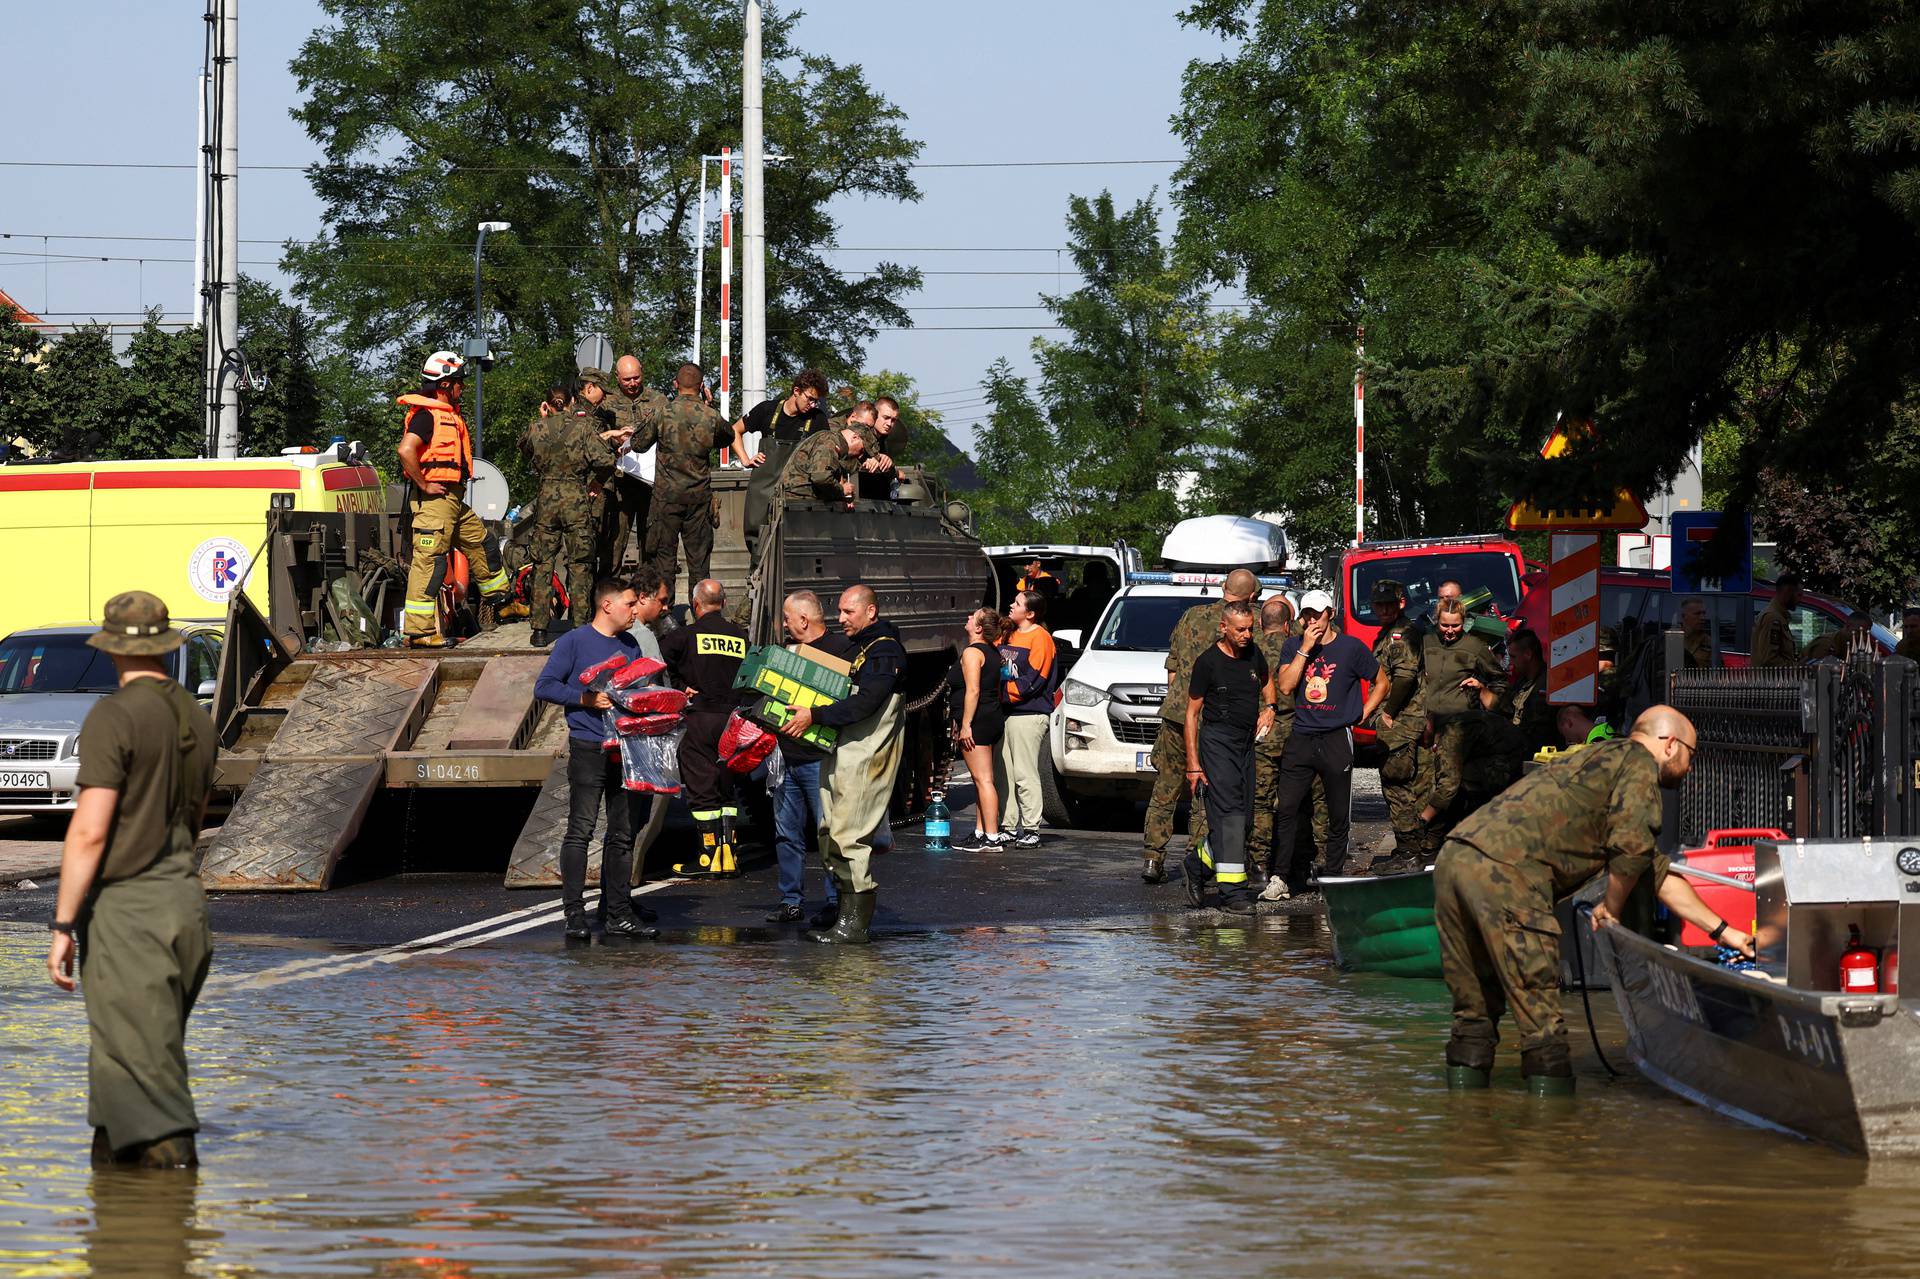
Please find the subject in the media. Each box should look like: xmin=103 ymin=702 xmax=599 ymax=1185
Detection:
xmin=1198 ymin=722 xmax=1256 ymax=886
xmin=1271 ymin=728 xmax=1355 ymax=872
xmin=562 ymin=738 xmax=648 ymax=917
xmin=678 ymin=707 xmax=737 ymax=819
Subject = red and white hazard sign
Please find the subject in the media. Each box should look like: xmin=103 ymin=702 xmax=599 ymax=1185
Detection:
xmin=1547 ymin=533 xmax=1600 ymax=705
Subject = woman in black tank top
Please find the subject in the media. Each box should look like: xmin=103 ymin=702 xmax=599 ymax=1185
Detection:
xmin=951 ymin=608 xmax=1010 ymax=851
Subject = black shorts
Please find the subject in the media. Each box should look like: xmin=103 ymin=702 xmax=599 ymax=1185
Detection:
xmin=958 ymin=710 xmax=1005 ymax=748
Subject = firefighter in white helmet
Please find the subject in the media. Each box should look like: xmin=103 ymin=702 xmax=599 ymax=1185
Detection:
xmin=396 ymin=351 xmax=510 ymax=647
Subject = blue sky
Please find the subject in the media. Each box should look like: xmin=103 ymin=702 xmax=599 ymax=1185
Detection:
xmin=1 ymin=2 xmax=1228 ymax=450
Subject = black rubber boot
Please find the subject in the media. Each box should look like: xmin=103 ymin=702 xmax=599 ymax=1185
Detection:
xmin=807 ymin=890 xmax=875 ymax=945
xmin=132 ymin=1129 xmax=199 ymax=1167
xmin=1446 ymin=1065 xmax=1492 ymax=1089
xmin=1521 ymin=1045 xmax=1575 ymax=1096
xmin=1446 ymin=1039 xmax=1495 ymax=1089
xmin=673 ymin=819 xmax=726 ymax=877
xmin=91 ymin=1127 xmax=118 ymax=1168
xmin=809 ymin=900 xmax=840 ymax=930
xmin=718 ymin=813 xmax=742 ymax=878
xmin=1181 ymin=848 xmax=1211 ymax=910
xmin=1217 ymin=891 xmax=1258 ymax=916
xmin=563 ymin=908 xmax=592 ymax=945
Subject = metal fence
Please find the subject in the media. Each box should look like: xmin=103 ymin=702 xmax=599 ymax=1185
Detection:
xmin=1669 ymin=655 xmax=1919 ymax=846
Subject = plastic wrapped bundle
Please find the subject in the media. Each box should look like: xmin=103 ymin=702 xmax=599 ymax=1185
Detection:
xmin=577 ymin=653 xmax=630 ymax=693
xmin=608 ymin=656 xmax=668 ymax=689
xmin=611 ymin=684 xmax=688 ymax=717
xmin=718 ymin=710 xmax=777 ymax=775
xmin=613 ymin=711 xmax=683 ymax=737
xmin=619 ymin=722 xmax=686 ymax=793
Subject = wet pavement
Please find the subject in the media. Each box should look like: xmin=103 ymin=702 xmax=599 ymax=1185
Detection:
xmin=7 ymin=788 xmax=1920 ymax=1276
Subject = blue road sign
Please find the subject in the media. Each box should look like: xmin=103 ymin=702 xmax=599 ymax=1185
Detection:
xmin=1670 ymin=512 xmax=1753 ymax=594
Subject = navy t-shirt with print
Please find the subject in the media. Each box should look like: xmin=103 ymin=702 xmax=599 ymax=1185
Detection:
xmin=1277 ymin=632 xmax=1379 ymax=734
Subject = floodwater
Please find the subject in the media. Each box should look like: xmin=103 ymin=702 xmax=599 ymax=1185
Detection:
xmin=5 ymin=913 xmax=1920 ymax=1278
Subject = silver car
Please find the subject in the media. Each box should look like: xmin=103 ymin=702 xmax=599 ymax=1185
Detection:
xmin=0 ymin=624 xmax=223 ymax=814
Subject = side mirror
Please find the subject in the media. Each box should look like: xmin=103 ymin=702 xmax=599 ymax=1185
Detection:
xmin=1053 ymin=629 xmax=1083 ymax=649
xmin=196 ymin=680 xmax=217 ymax=699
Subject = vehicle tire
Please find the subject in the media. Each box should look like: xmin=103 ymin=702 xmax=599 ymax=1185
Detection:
xmin=1038 ymin=749 xmax=1087 ymax=829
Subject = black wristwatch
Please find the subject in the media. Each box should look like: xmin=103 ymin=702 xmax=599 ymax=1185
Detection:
xmin=1708 ymin=919 xmax=1729 ymax=942
xmin=49 ymin=920 xmax=76 ymax=936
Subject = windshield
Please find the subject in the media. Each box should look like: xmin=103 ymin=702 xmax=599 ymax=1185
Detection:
xmin=1349 ymin=552 xmax=1522 ymax=626
xmin=0 ymin=634 xmax=121 ymax=693
xmin=1093 ymin=596 xmax=1197 ymax=652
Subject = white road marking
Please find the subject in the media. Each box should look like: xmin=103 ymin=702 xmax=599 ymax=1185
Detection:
xmin=216 ymin=880 xmax=681 ymax=993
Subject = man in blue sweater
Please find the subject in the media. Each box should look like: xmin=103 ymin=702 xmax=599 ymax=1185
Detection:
xmin=534 ymin=577 xmax=659 ymax=943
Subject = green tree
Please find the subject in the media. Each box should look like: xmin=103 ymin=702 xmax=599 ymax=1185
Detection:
xmin=30 ymin=326 xmax=125 ymax=461
xmin=844 ymin=370 xmax=960 ymax=489
xmin=972 ymin=192 xmax=1221 ymax=555
xmin=237 ymin=277 xmax=323 ymax=457
xmin=0 ymin=312 xmax=46 ymax=456
xmin=287 ymin=0 xmax=922 ymax=400
xmin=116 ymin=316 xmax=204 ymax=459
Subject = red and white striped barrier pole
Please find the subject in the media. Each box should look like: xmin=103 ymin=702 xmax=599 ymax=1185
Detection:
xmin=1547 ymin=533 xmax=1601 ymax=705
xmin=1354 ymin=326 xmax=1365 ymax=546
xmin=719 ymin=146 xmax=734 ymax=459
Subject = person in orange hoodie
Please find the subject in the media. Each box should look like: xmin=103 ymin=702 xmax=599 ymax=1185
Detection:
xmin=995 ymin=589 xmax=1058 ymax=848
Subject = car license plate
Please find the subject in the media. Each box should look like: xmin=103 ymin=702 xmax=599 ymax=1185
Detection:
xmin=1136 ymin=751 xmax=1155 ymax=772
xmin=0 ymin=770 xmax=50 ymax=790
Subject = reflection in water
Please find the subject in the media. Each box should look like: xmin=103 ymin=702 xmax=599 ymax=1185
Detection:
xmin=0 ymin=918 xmax=1905 ymax=1277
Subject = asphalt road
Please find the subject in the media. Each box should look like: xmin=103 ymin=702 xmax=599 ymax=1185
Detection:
xmin=0 ymin=772 xmax=1390 ymax=952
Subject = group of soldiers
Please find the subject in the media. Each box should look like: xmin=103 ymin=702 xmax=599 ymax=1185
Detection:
xmin=502 ymin=362 xmax=893 ymax=642
xmin=1144 ymin=574 xmax=1563 ymax=893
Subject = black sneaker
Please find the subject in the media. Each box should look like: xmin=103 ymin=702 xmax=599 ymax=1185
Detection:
xmin=564 ymin=911 xmax=592 ymax=944
xmin=952 ymin=831 xmax=995 ymax=852
xmin=765 ymin=902 xmax=805 ymax=923
xmin=601 ymin=915 xmax=659 ymax=941
xmin=1012 ymin=828 xmax=1041 ymax=849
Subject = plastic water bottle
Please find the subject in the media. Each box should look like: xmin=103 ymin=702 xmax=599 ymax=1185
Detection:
xmin=924 ymin=789 xmax=952 ymax=852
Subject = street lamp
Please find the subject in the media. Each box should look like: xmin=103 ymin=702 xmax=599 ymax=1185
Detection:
xmin=469 ymin=220 xmax=511 ymax=460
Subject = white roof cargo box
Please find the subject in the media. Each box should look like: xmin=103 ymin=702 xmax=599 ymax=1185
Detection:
xmin=1159 ymin=515 xmax=1289 ymax=572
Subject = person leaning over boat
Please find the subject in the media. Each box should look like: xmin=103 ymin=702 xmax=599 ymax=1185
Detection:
xmin=1433 ymin=706 xmax=1755 ymax=1096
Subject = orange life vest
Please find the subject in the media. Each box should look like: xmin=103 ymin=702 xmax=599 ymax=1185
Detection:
xmin=396 ymin=393 xmax=471 ymax=486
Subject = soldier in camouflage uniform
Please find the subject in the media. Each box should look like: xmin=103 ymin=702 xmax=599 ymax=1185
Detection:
xmin=775 ymin=424 xmax=867 ymax=514
xmin=1496 ymin=629 xmax=1557 ymax=754
xmin=1358 ymin=579 xmax=1430 ymax=869
xmin=1416 ymin=596 xmax=1505 ymax=835
xmin=1433 ymin=707 xmax=1749 ymax=1093
xmin=1424 ymin=710 xmax=1528 ymax=830
xmin=523 ymin=369 xmax=624 ymax=643
xmin=647 ymin=363 xmax=735 ymax=605
xmin=1141 ymin=569 xmax=1261 ymax=882
xmin=599 ymin=355 xmax=669 ymax=577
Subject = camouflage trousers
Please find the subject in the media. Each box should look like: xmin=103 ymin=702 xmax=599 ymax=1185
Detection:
xmin=1432 ymin=840 xmax=1569 ymax=1071
xmin=1375 ymin=729 xmax=1435 ymax=848
xmin=1248 ymin=725 xmax=1328 ymax=875
xmin=646 ymin=492 xmax=715 ymax=604
xmin=523 ymin=511 xmax=596 ymax=632
xmin=1143 ymin=719 xmax=1206 ymax=857
xmin=598 ymin=474 xmax=650 ymax=578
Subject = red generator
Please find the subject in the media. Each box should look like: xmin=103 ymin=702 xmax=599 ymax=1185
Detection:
xmin=1673 ymin=827 xmax=1786 ymax=946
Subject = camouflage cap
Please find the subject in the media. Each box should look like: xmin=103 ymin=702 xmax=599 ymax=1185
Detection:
xmin=89 ymin=590 xmax=185 ymax=656
xmin=851 ymin=423 xmax=881 ymax=455
xmin=1369 ymin=578 xmax=1405 ymax=605
xmin=577 ymin=366 xmax=610 ymax=390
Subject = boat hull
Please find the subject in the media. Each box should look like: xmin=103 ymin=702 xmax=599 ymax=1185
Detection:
xmin=1321 ymin=870 xmax=1441 ymax=978
xmin=1596 ymin=922 xmax=1920 ymax=1157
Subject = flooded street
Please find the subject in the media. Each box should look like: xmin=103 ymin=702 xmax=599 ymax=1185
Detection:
xmin=7 ymin=883 xmax=1920 ymax=1278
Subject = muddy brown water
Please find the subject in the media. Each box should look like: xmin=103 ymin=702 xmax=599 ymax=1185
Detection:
xmin=5 ymin=914 xmax=1920 ymax=1278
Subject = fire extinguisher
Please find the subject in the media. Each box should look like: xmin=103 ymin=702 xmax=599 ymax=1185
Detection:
xmin=1840 ymin=924 xmax=1880 ymax=993
xmin=1881 ymin=945 xmax=1899 ymax=995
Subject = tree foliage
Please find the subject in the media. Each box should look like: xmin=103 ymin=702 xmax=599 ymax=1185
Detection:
xmin=1176 ymin=0 xmax=1920 ymax=599
xmin=287 ymin=0 xmax=923 ymax=402
xmin=972 ymin=192 xmax=1222 ymax=556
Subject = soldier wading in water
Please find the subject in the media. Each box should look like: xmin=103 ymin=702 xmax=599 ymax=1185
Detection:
xmin=46 ymin=592 xmax=217 ymax=1168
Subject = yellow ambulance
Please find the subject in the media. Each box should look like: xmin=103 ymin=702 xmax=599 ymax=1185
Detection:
xmin=0 ymin=451 xmax=389 ymax=639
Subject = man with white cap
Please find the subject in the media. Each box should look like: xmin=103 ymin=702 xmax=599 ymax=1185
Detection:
xmin=1271 ymin=588 xmax=1389 ymax=879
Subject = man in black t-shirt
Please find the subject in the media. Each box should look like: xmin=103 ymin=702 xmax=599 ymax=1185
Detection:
xmin=1182 ymin=600 xmax=1276 ymax=914
xmin=734 ymin=368 xmax=831 ymax=535
xmin=1273 ymin=589 xmax=1390 ymax=879
xmin=661 ymin=577 xmax=751 ymax=878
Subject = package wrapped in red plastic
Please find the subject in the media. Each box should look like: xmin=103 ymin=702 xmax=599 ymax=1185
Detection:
xmin=718 ymin=710 xmax=778 ymax=774
xmin=608 ymin=656 xmax=668 ymax=688
xmin=613 ymin=712 xmax=682 ymax=737
xmin=577 ymin=653 xmax=630 ymax=696
xmin=611 ymin=684 xmax=687 ymax=717
xmin=619 ymin=722 xmax=684 ymax=793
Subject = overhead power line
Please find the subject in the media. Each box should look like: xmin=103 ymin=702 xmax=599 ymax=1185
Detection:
xmin=0 ymin=157 xmax=1180 ymax=174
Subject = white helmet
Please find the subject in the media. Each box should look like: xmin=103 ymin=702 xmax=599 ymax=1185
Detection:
xmin=421 ymin=351 xmax=467 ymax=385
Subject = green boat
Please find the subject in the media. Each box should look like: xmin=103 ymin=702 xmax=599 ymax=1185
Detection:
xmin=1320 ymin=869 xmax=1441 ymax=978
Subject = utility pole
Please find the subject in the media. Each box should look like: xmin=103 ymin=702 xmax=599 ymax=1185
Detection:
xmin=741 ymin=0 xmax=768 ymax=414
xmin=1353 ymin=325 xmax=1365 ymax=547
xmin=468 ymin=221 xmax=510 ymax=461
xmin=206 ymin=0 xmax=241 ymax=458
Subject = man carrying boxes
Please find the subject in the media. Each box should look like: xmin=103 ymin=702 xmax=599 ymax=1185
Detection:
xmin=773 ymin=584 xmax=907 ymax=945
